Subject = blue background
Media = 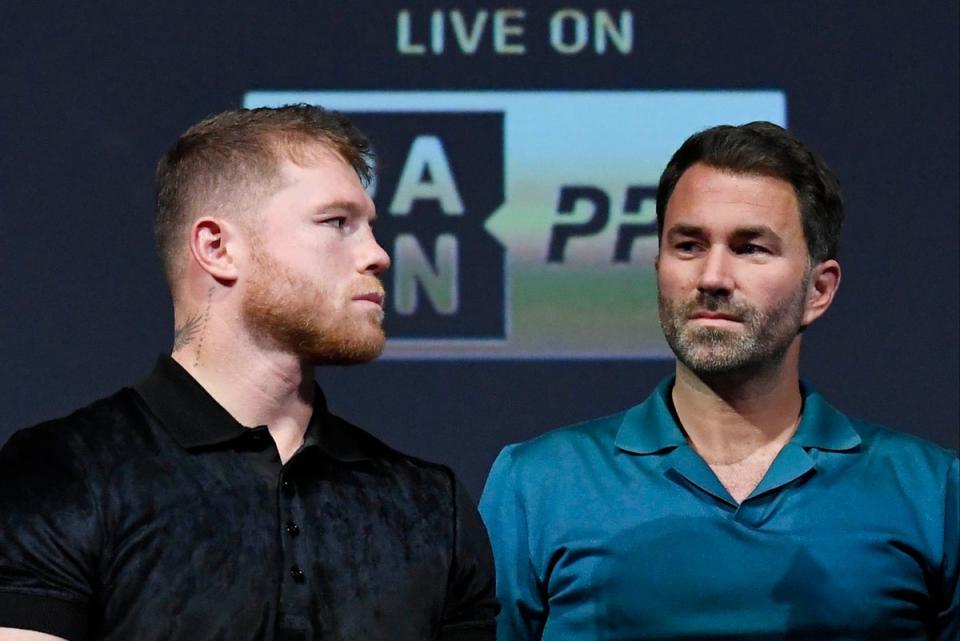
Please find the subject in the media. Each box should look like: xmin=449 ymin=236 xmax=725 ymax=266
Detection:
xmin=1 ymin=1 xmax=956 ymax=497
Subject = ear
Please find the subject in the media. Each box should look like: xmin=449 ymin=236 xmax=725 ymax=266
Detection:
xmin=801 ymin=258 xmax=841 ymax=327
xmin=187 ymin=217 xmax=239 ymax=284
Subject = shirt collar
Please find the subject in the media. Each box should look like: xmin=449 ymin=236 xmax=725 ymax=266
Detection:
xmin=790 ymin=381 xmax=862 ymax=451
xmin=133 ymin=355 xmax=373 ymax=462
xmin=614 ymin=376 xmax=862 ymax=455
xmin=614 ymin=377 xmax=686 ymax=454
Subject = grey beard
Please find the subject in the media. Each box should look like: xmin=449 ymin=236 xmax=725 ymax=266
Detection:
xmin=658 ymin=278 xmax=808 ymax=376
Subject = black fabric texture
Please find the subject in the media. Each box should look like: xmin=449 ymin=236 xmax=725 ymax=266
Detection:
xmin=0 ymin=356 xmax=498 ymax=640
xmin=0 ymin=591 xmax=88 ymax=640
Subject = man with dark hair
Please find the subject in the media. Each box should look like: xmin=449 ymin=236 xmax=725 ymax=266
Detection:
xmin=0 ymin=105 xmax=498 ymax=641
xmin=480 ymin=121 xmax=958 ymax=640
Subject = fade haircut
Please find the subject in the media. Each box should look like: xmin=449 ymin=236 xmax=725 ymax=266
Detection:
xmin=655 ymin=121 xmax=844 ymax=263
xmin=154 ymin=104 xmax=374 ymax=286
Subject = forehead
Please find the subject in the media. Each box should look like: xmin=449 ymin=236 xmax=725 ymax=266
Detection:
xmin=276 ymin=143 xmax=364 ymax=189
xmin=266 ymin=144 xmax=373 ymax=211
xmin=665 ymin=163 xmax=801 ymax=236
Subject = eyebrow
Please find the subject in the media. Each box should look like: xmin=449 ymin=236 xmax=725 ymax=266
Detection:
xmin=317 ymin=199 xmax=378 ymax=222
xmin=666 ymin=224 xmax=706 ymax=239
xmin=731 ymin=225 xmax=780 ymax=241
xmin=666 ymin=224 xmax=782 ymax=242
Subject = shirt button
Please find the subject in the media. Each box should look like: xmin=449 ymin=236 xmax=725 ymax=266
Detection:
xmin=286 ymin=521 xmax=300 ymax=537
xmin=281 ymin=480 xmax=294 ymax=496
xmin=290 ymin=565 xmax=305 ymax=582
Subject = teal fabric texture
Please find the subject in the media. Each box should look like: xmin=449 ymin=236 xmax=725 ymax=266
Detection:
xmin=479 ymin=378 xmax=959 ymax=641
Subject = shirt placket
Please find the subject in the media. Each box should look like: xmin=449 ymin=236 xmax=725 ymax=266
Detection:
xmin=276 ymin=458 xmax=315 ymax=640
xmin=242 ymin=427 xmax=315 ymax=639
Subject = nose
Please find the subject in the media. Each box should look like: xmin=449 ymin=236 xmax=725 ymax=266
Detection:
xmin=358 ymin=228 xmax=391 ymax=275
xmin=697 ymin=246 xmax=735 ymax=296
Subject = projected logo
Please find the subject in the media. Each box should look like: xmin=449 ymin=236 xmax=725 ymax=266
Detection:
xmin=244 ymin=91 xmax=786 ymax=359
xmin=350 ymin=113 xmax=506 ymax=340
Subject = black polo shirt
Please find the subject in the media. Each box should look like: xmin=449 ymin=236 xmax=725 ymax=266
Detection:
xmin=0 ymin=356 xmax=497 ymax=640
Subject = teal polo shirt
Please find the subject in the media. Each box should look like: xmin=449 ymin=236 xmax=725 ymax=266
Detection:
xmin=479 ymin=378 xmax=959 ymax=641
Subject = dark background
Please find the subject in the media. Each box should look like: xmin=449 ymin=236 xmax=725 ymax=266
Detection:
xmin=2 ymin=1 xmax=957 ymax=499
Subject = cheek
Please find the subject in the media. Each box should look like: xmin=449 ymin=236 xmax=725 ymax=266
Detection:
xmin=741 ymin=272 xmax=805 ymax=305
xmin=657 ymin=266 xmax=694 ymax=295
xmin=314 ymin=254 xmax=352 ymax=282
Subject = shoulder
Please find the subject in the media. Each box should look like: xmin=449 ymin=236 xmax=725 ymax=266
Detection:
xmin=801 ymin=384 xmax=957 ymax=481
xmin=1 ymin=387 xmax=154 ymax=471
xmin=813 ymin=403 xmax=959 ymax=521
xmin=842 ymin=417 xmax=959 ymax=564
xmin=506 ymin=410 xmax=626 ymax=460
xmin=852 ymin=418 xmax=958 ymax=476
xmin=0 ymin=390 xmax=149 ymax=560
xmin=487 ymin=409 xmax=629 ymax=489
xmin=326 ymin=412 xmax=458 ymax=488
xmin=493 ymin=378 xmax=675 ymax=475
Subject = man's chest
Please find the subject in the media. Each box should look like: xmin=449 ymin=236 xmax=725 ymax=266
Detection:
xmin=533 ymin=472 xmax=937 ymax=640
xmin=708 ymin=455 xmax=776 ymax=504
xmin=92 ymin=452 xmax=452 ymax=640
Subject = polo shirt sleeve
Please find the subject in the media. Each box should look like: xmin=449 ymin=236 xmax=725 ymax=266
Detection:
xmin=0 ymin=425 xmax=101 ymax=641
xmin=935 ymin=456 xmax=959 ymax=641
xmin=439 ymin=477 xmax=499 ymax=641
xmin=478 ymin=445 xmax=547 ymax=641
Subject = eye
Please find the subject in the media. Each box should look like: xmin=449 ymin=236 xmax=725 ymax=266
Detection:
xmin=675 ymin=241 xmax=701 ymax=253
xmin=738 ymin=243 xmax=770 ymax=255
xmin=320 ymin=216 xmax=347 ymax=229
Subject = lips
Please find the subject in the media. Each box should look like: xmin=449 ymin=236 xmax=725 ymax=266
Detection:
xmin=689 ymin=311 xmax=741 ymax=322
xmin=352 ymin=291 xmax=385 ymax=307
xmin=691 ymin=311 xmax=739 ymax=319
